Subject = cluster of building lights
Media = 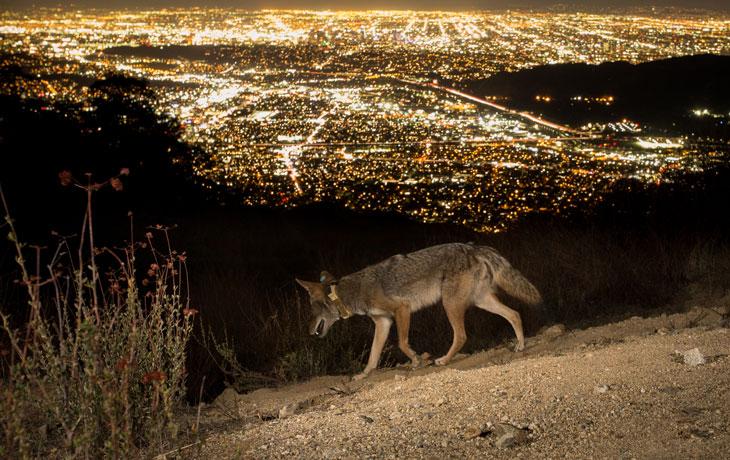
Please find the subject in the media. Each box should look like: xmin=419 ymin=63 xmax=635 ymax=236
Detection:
xmin=1 ymin=8 xmax=728 ymax=231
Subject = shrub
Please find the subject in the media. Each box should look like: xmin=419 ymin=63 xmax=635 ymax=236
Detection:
xmin=0 ymin=173 xmax=194 ymax=458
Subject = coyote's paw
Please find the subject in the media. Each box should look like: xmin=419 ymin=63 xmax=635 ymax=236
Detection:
xmin=514 ymin=342 xmax=525 ymax=352
xmin=352 ymin=371 xmax=370 ymax=381
xmin=409 ymin=355 xmax=422 ymax=369
xmin=434 ymin=356 xmax=450 ymax=366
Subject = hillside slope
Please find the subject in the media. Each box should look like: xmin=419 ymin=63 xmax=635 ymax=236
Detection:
xmin=184 ymin=306 xmax=729 ymax=459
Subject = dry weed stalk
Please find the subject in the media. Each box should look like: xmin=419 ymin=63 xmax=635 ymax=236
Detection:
xmin=0 ymin=171 xmax=194 ymax=458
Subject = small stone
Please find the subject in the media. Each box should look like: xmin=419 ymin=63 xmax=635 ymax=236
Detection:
xmin=463 ymin=426 xmax=485 ymax=440
xmin=214 ymin=387 xmax=240 ymax=409
xmin=435 ymin=397 xmax=447 ymax=406
xmin=594 ymin=384 xmax=610 ymax=394
xmin=279 ymin=402 xmax=300 ymax=419
xmin=682 ymin=348 xmax=706 ymax=366
xmin=493 ymin=423 xmax=528 ymax=448
xmin=394 ymin=374 xmax=406 ymax=381
xmin=541 ymin=323 xmax=566 ymax=339
xmin=656 ymin=327 xmax=669 ymax=335
xmin=360 ymin=415 xmax=374 ymax=423
xmin=496 ymin=433 xmax=516 ymax=448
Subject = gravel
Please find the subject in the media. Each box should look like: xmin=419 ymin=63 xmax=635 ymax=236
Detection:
xmin=197 ymin=312 xmax=730 ymax=459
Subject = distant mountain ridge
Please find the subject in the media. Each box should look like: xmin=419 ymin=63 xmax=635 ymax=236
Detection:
xmin=460 ymin=54 xmax=730 ymax=135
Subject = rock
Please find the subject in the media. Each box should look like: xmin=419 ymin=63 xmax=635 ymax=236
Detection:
xmin=359 ymin=415 xmax=374 ymax=424
xmin=682 ymin=348 xmax=706 ymax=366
xmin=434 ymin=397 xmax=448 ymax=406
xmin=594 ymin=384 xmax=610 ymax=394
xmin=496 ymin=433 xmax=516 ymax=448
xmin=279 ymin=402 xmax=301 ymax=419
xmin=214 ymin=387 xmax=240 ymax=409
xmin=493 ymin=423 xmax=528 ymax=448
xmin=541 ymin=323 xmax=566 ymax=339
xmin=656 ymin=327 xmax=670 ymax=335
xmin=463 ymin=426 xmax=485 ymax=440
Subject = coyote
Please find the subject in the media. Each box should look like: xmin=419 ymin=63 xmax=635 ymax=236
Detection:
xmin=296 ymin=243 xmax=542 ymax=380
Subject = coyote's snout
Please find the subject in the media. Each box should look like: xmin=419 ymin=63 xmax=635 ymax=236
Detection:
xmin=296 ymin=243 xmax=541 ymax=380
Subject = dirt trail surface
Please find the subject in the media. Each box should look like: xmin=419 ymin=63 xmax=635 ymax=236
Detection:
xmin=191 ymin=307 xmax=729 ymax=459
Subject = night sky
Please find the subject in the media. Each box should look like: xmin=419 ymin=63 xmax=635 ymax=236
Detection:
xmin=3 ymin=0 xmax=729 ymax=11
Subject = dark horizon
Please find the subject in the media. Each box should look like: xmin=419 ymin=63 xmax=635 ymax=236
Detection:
xmin=3 ymin=1 xmax=730 ymax=12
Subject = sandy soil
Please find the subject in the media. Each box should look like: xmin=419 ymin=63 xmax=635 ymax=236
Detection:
xmin=175 ymin=306 xmax=729 ymax=459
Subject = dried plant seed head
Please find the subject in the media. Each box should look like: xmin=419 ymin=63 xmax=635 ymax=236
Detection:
xmin=58 ymin=170 xmax=73 ymax=186
xmin=110 ymin=177 xmax=123 ymax=192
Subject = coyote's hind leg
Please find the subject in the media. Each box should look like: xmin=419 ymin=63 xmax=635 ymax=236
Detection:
xmin=476 ymin=293 xmax=524 ymax=352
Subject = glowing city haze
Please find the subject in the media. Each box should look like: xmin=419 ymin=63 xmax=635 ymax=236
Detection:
xmin=1 ymin=8 xmax=728 ymax=231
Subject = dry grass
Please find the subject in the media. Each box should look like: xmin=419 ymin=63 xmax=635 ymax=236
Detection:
xmin=0 ymin=175 xmax=194 ymax=458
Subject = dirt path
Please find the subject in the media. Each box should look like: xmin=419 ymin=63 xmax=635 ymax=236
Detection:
xmin=187 ymin=308 xmax=729 ymax=459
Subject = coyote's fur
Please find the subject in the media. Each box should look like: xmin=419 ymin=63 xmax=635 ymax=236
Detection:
xmin=296 ymin=243 xmax=541 ymax=380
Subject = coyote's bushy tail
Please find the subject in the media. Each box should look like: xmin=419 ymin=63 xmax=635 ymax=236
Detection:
xmin=494 ymin=266 xmax=542 ymax=306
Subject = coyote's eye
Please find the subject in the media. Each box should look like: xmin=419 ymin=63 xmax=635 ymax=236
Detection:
xmin=311 ymin=300 xmax=326 ymax=313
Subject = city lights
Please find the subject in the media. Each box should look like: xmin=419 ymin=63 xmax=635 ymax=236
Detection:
xmin=2 ymin=8 xmax=728 ymax=232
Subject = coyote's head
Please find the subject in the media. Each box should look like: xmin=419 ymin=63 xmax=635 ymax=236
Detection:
xmin=295 ymin=271 xmax=340 ymax=338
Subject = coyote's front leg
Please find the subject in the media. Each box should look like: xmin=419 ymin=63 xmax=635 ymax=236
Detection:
xmin=353 ymin=316 xmax=392 ymax=380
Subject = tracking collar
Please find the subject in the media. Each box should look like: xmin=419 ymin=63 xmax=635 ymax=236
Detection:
xmin=326 ymin=284 xmax=353 ymax=319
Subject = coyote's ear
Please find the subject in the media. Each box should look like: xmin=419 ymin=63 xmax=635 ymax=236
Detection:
xmin=319 ymin=271 xmax=336 ymax=284
xmin=295 ymin=278 xmax=318 ymax=293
